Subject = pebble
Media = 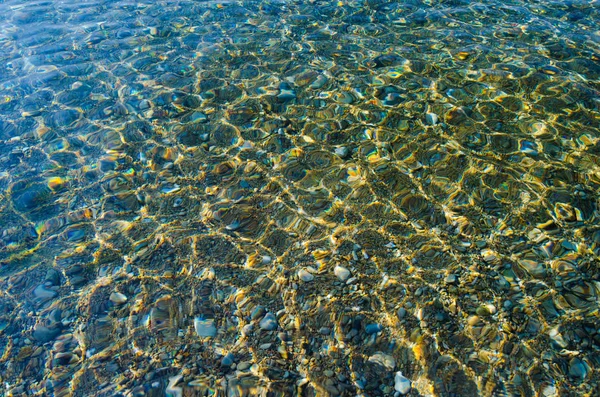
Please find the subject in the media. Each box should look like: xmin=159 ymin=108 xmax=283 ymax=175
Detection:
xmin=425 ymin=112 xmax=438 ymax=125
xmin=365 ymin=323 xmax=383 ymax=334
xmin=394 ymin=371 xmax=411 ymax=394
xmin=319 ymin=327 xmax=331 ymax=335
xmin=237 ymin=361 xmax=251 ymax=371
xmin=33 ymin=284 xmax=57 ymax=303
xmin=548 ymin=327 xmax=567 ymax=348
xmin=298 ymin=268 xmax=314 ymax=282
xmin=334 ymin=146 xmax=349 ymax=158
xmin=397 ymin=307 xmax=407 ymax=319
xmin=139 ymin=99 xmax=151 ymax=110
xmin=221 ymin=353 xmax=234 ymax=366
xmin=324 ymin=370 xmax=334 ymax=378
xmin=109 ymin=292 xmax=127 ymax=304
xmin=569 ymin=357 xmax=588 ymax=379
xmin=476 ymin=304 xmax=497 ymax=316
xmin=368 ymin=352 xmax=395 ymax=370
xmin=45 ymin=269 xmax=61 ymax=286
xmin=194 ymin=318 xmax=217 ymax=337
xmin=33 ymin=325 xmax=60 ymax=343
xmin=259 ymin=312 xmax=278 ymax=331
xmin=445 ymin=274 xmax=457 ymax=284
xmin=251 ymin=306 xmax=266 ymax=321
xmin=189 ymin=111 xmax=207 ymax=123
xmin=334 ymin=265 xmax=350 ymax=281
xmin=242 ymin=324 xmax=253 ymax=336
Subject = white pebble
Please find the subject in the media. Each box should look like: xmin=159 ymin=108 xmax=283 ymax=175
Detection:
xmin=109 ymin=292 xmax=127 ymax=304
xmin=394 ymin=371 xmax=411 ymax=395
xmin=298 ymin=268 xmax=314 ymax=282
xmin=334 ymin=265 xmax=350 ymax=281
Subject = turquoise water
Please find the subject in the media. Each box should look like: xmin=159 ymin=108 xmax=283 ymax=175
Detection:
xmin=1 ymin=0 xmax=599 ymax=396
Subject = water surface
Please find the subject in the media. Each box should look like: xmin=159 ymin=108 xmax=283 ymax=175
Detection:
xmin=1 ymin=0 xmax=599 ymax=396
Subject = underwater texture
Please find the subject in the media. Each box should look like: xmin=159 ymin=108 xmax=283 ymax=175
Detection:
xmin=0 ymin=0 xmax=599 ymax=396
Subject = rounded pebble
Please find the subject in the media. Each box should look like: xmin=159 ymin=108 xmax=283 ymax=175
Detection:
xmin=259 ymin=313 xmax=278 ymax=331
xmin=109 ymin=292 xmax=127 ymax=304
xmin=298 ymin=268 xmax=314 ymax=282
xmin=334 ymin=265 xmax=351 ymax=281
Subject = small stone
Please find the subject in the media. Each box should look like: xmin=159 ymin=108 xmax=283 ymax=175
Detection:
xmin=425 ymin=112 xmax=438 ymax=125
xmin=251 ymin=306 xmax=266 ymax=321
xmin=319 ymin=327 xmax=331 ymax=335
xmin=139 ymin=99 xmax=151 ymax=110
xmin=365 ymin=323 xmax=383 ymax=334
xmin=262 ymin=256 xmax=272 ymax=265
xmin=548 ymin=326 xmax=567 ymax=348
xmin=33 ymin=325 xmax=60 ymax=343
xmin=334 ymin=265 xmax=350 ymax=281
xmin=194 ymin=318 xmax=217 ymax=338
xmin=397 ymin=308 xmax=407 ymax=319
xmin=70 ymin=275 xmax=86 ymax=286
xmin=481 ymin=249 xmax=500 ymax=264
xmin=221 ymin=353 xmax=234 ymax=366
xmin=368 ymin=352 xmax=396 ymax=370
xmin=324 ymin=370 xmax=334 ymax=378
xmin=237 ymin=361 xmax=251 ymax=371
xmin=476 ymin=304 xmax=496 ymax=316
xmin=189 ymin=111 xmax=207 ymax=123
xmin=334 ymin=146 xmax=349 ymax=158
xmin=569 ymin=357 xmax=588 ymax=379
xmin=517 ymin=259 xmax=547 ymax=278
xmin=445 ymin=274 xmax=457 ymax=284
xmin=109 ymin=292 xmax=127 ymax=304
xmin=242 ymin=324 xmax=253 ymax=336
xmin=394 ymin=371 xmax=411 ymax=394
xmin=298 ymin=268 xmax=314 ymax=282
xmin=33 ymin=285 xmax=57 ymax=303
xmin=45 ymin=269 xmax=60 ymax=286
xmin=259 ymin=313 xmax=278 ymax=331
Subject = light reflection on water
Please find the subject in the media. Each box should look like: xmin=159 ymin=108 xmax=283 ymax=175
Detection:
xmin=0 ymin=0 xmax=599 ymax=396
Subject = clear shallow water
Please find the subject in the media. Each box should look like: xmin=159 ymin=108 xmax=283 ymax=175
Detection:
xmin=0 ymin=0 xmax=599 ymax=395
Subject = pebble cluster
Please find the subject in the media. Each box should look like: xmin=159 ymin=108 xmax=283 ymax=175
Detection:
xmin=0 ymin=0 xmax=599 ymax=396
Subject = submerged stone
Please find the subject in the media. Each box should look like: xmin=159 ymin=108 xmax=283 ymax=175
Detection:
xmin=259 ymin=313 xmax=278 ymax=331
xmin=394 ymin=372 xmax=411 ymax=394
xmin=194 ymin=318 xmax=217 ymax=338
